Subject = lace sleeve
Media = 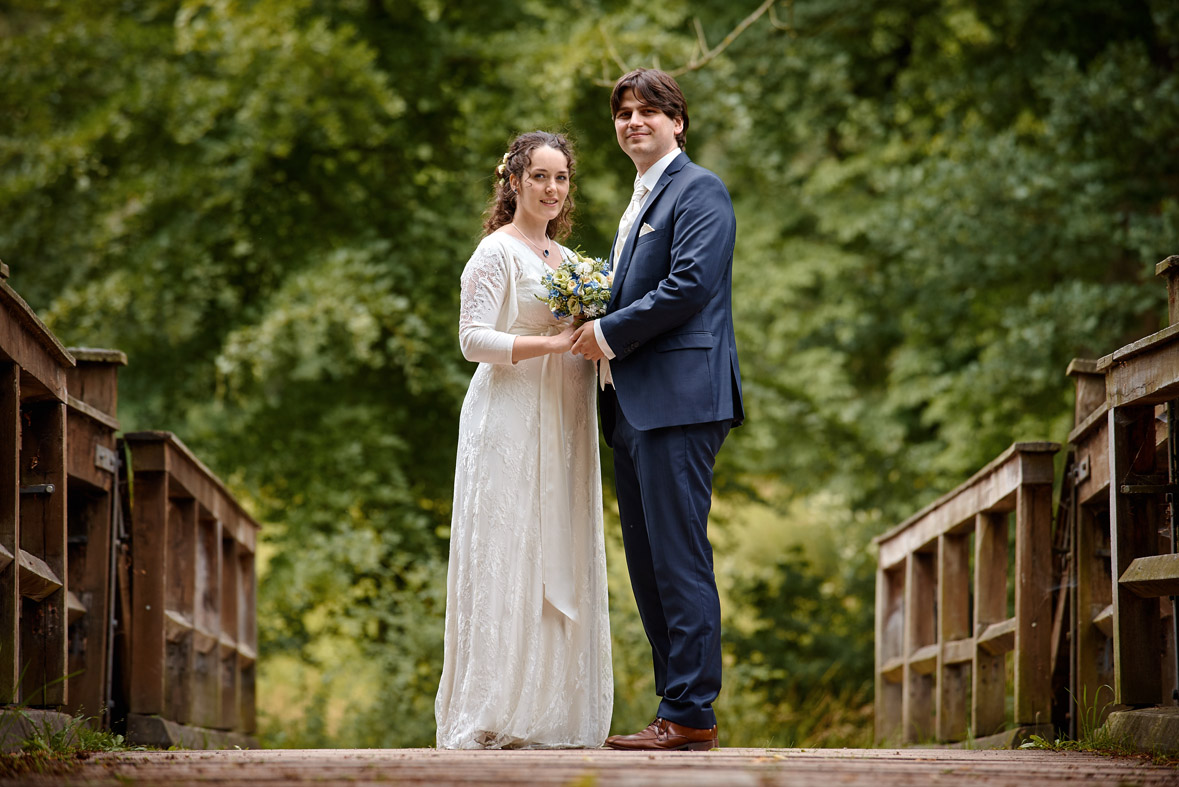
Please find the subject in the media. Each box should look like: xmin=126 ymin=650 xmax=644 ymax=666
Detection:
xmin=458 ymin=241 xmax=518 ymax=365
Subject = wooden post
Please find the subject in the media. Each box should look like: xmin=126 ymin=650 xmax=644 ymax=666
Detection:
xmin=219 ymin=534 xmax=239 ymax=730
xmin=192 ymin=513 xmax=222 ymax=729
xmin=0 ymin=364 xmax=18 ymax=703
xmin=902 ymin=550 xmax=935 ymax=742
xmin=936 ymin=532 xmax=971 ymax=740
xmin=1074 ymin=505 xmax=1114 ymax=727
xmin=1155 ymin=255 xmax=1179 ymax=326
xmin=1015 ymin=482 xmax=1053 ymax=725
xmin=875 ymin=565 xmax=903 ymax=743
xmin=20 ymin=401 xmax=68 ymax=707
xmin=130 ymin=472 xmax=168 ymax=715
xmin=165 ymin=498 xmax=197 ymax=724
xmin=1108 ymin=406 xmax=1164 ymax=705
xmin=974 ymin=511 xmax=1008 ymax=736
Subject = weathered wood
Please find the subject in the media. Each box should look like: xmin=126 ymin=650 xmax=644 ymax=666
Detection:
xmin=1156 ymin=254 xmax=1179 ymax=325
xmin=0 ymin=280 xmax=74 ymax=401
xmin=941 ymin=638 xmax=973 ymax=665
xmin=165 ymin=498 xmax=197 ymax=725
xmin=901 ymin=551 xmax=934 ymax=743
xmin=875 ymin=563 xmax=904 ymax=742
xmin=130 ymin=472 xmax=168 ymax=715
xmin=936 ymin=533 xmax=970 ymax=741
xmin=1108 ymin=406 xmax=1164 ymax=705
xmin=19 ymin=400 xmax=68 ymax=707
xmin=65 ymin=410 xmax=115 ymax=492
xmin=41 ymin=747 xmax=1179 ymax=787
xmin=0 ymin=364 xmax=18 ymax=702
xmin=17 ymin=549 xmax=63 ymax=601
xmin=64 ymin=348 xmax=126 ymax=422
xmin=1069 ymin=417 xmax=1110 ymax=505
xmin=974 ymin=512 xmax=1008 ymax=737
xmin=1103 ymin=323 xmax=1179 ymax=408
xmin=978 ymin=618 xmax=1017 ymax=656
xmin=1014 ymin=483 xmax=1053 ymax=725
xmin=219 ymin=536 xmax=239 ymax=731
xmin=1119 ymin=554 xmax=1179 ymax=598
xmin=123 ymin=433 xmax=259 ymax=549
xmin=1092 ymin=603 xmax=1115 ymax=638
xmin=908 ymin=644 xmax=938 ymax=675
xmin=1067 ymin=358 xmax=1107 ymax=426
xmin=876 ymin=443 xmax=1058 ymax=570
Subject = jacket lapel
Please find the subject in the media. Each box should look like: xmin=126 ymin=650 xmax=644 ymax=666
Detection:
xmin=609 ymin=153 xmax=690 ymax=309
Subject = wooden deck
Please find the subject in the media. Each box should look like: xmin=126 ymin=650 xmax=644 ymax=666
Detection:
xmin=11 ymin=747 xmax=1179 ymax=785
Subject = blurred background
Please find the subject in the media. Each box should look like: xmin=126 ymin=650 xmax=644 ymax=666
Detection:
xmin=2 ymin=0 xmax=1176 ymax=748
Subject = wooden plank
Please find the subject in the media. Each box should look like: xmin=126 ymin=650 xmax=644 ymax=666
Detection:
xmin=64 ymin=349 xmax=126 ymax=421
xmin=0 ymin=364 xmax=18 ymax=703
xmin=978 ymin=618 xmax=1017 ymax=655
xmin=130 ymin=472 xmax=168 ymax=715
xmin=1119 ymin=554 xmax=1179 ymax=598
xmin=0 ymin=281 xmax=74 ymax=399
xmin=1072 ymin=422 xmax=1111 ymax=506
xmin=909 ymin=644 xmax=938 ymax=675
xmin=165 ymin=499 xmax=197 ymax=725
xmin=1014 ymin=483 xmax=1053 ymax=725
xmin=973 ymin=512 xmax=1008 ymax=736
xmin=19 ymin=400 xmax=68 ymax=707
xmin=66 ymin=411 xmax=115 ymax=492
xmin=902 ymin=552 xmax=935 ymax=743
xmin=17 ymin=548 xmax=63 ymax=600
xmin=1076 ymin=502 xmax=1114 ymax=728
xmin=936 ymin=533 xmax=971 ymax=741
xmin=193 ymin=515 xmax=222 ymax=729
xmin=124 ymin=433 xmax=260 ymax=544
xmin=880 ymin=656 xmax=904 ymax=683
xmin=942 ymin=638 xmax=973 ymax=665
xmin=1106 ymin=326 xmax=1179 ymax=407
xmin=1108 ymin=406 xmax=1163 ymax=705
xmin=1092 ymin=604 xmax=1115 ymax=638
xmin=65 ymin=395 xmax=120 ymax=432
xmin=1067 ymin=359 xmax=1107 ymax=426
xmin=877 ymin=443 xmax=1058 ymax=569
xmin=65 ymin=487 xmax=113 ymax=722
xmin=220 ymin=535 xmax=240 ymax=730
xmin=66 ymin=590 xmax=86 ymax=625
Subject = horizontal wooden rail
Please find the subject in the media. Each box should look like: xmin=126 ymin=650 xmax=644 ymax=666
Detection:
xmin=18 ymin=549 xmax=63 ymax=601
xmin=875 ymin=442 xmax=1059 ymax=744
xmin=1119 ymin=555 xmax=1179 ymax=598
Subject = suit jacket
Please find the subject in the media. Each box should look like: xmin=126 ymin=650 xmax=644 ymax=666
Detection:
xmin=599 ymin=152 xmax=744 ymax=442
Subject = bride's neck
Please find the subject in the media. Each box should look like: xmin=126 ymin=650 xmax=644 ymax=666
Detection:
xmin=510 ymin=213 xmax=549 ymax=239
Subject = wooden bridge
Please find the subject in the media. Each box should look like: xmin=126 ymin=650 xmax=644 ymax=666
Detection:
xmin=9 ymin=748 xmax=1179 ymax=786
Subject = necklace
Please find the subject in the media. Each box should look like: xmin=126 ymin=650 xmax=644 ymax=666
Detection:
xmin=508 ymin=222 xmax=551 ymax=258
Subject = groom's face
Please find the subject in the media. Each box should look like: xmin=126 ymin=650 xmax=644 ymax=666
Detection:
xmin=614 ymin=89 xmax=683 ymax=172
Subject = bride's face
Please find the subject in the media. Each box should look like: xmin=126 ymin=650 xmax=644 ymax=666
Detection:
xmin=512 ymin=145 xmax=570 ymax=226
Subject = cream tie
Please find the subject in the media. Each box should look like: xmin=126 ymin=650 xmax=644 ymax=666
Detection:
xmin=601 ymin=178 xmax=649 ymax=390
xmin=613 ymin=178 xmax=650 ymax=265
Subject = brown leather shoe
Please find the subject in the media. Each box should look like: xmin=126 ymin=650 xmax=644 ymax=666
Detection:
xmin=604 ymin=717 xmax=718 ymax=751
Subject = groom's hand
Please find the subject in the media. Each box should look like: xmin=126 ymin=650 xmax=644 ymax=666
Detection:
xmin=572 ymin=322 xmax=606 ymax=361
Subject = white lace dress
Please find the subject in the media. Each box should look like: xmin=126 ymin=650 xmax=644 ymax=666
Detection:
xmin=435 ymin=232 xmax=613 ymax=750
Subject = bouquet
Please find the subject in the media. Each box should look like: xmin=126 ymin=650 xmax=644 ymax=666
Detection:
xmin=538 ymin=249 xmax=612 ymax=320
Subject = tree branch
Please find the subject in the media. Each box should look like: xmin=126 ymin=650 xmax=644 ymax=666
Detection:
xmin=594 ymin=0 xmax=784 ymax=87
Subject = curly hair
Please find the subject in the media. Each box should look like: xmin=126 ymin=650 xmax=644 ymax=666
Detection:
xmin=482 ymin=131 xmax=576 ymax=241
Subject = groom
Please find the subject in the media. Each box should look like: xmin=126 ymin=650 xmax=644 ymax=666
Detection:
xmin=571 ymin=68 xmax=743 ymax=751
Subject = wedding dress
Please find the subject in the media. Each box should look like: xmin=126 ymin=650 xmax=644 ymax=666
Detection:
xmin=435 ymin=232 xmax=613 ymax=749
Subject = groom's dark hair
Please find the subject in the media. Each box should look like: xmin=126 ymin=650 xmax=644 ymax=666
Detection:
xmin=610 ymin=68 xmax=688 ymax=150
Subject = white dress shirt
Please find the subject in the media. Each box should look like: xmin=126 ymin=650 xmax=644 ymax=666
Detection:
xmin=593 ymin=148 xmax=683 ymax=379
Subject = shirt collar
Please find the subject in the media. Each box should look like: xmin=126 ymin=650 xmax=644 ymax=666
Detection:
xmin=637 ymin=148 xmax=683 ymax=193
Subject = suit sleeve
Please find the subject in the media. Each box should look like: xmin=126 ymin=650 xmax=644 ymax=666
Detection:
xmin=599 ymin=172 xmax=735 ymax=357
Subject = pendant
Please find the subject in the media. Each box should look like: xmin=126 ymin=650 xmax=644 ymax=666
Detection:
xmin=543 ymin=249 xmax=549 ymax=257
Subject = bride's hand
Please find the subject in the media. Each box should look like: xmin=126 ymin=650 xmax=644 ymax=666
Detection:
xmin=551 ymin=323 xmax=578 ymax=355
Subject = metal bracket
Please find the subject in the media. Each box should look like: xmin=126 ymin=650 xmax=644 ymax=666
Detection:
xmin=20 ymin=484 xmax=55 ymax=495
xmin=1073 ymin=455 xmax=1091 ymax=483
xmin=95 ymin=444 xmax=118 ymax=474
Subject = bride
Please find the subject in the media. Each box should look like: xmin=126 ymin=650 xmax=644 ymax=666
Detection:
xmin=434 ymin=131 xmax=613 ymax=749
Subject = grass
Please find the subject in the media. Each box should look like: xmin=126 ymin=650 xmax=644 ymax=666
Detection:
xmin=0 ymin=710 xmax=153 ymax=779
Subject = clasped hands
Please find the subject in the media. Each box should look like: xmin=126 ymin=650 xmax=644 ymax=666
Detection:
xmin=570 ymin=321 xmax=607 ymax=361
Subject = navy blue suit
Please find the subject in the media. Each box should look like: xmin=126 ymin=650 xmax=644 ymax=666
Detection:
xmin=599 ymin=152 xmax=743 ymax=729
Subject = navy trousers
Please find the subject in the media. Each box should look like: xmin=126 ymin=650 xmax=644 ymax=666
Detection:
xmin=611 ymin=395 xmax=730 ymax=729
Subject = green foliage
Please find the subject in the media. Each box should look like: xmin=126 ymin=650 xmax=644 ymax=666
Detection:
xmin=3 ymin=0 xmax=1176 ymax=749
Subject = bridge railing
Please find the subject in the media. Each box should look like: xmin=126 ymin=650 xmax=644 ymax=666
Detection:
xmin=874 ymin=442 xmax=1059 ymax=744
